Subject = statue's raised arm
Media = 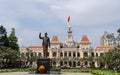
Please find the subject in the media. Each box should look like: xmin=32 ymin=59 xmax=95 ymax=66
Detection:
xmin=39 ymin=33 xmax=43 ymax=39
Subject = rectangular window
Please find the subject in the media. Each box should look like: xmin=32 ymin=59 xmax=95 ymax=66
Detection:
xmin=73 ymin=52 xmax=76 ymax=57
xmin=64 ymin=52 xmax=67 ymax=57
xmin=69 ymin=52 xmax=71 ymax=57
xmin=77 ymin=52 xmax=80 ymax=57
xmin=53 ymin=52 xmax=57 ymax=57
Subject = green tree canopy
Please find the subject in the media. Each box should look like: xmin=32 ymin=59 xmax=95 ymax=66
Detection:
xmin=0 ymin=46 xmax=21 ymax=68
xmin=8 ymin=28 xmax=19 ymax=50
xmin=117 ymin=28 xmax=120 ymax=34
xmin=98 ymin=47 xmax=120 ymax=69
xmin=0 ymin=25 xmax=9 ymax=46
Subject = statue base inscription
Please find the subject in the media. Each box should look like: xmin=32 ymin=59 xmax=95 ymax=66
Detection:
xmin=36 ymin=59 xmax=50 ymax=74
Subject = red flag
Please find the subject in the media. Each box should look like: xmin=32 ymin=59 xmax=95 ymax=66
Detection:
xmin=68 ymin=16 xmax=70 ymax=22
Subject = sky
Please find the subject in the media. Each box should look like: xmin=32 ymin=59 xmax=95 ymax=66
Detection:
xmin=0 ymin=0 xmax=120 ymax=48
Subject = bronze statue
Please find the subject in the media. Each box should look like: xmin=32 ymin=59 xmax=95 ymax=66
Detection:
xmin=39 ymin=32 xmax=50 ymax=59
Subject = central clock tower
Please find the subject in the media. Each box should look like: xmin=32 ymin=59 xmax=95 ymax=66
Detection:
xmin=67 ymin=26 xmax=73 ymax=42
xmin=66 ymin=25 xmax=74 ymax=47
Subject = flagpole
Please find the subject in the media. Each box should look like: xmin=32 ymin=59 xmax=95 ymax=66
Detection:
xmin=68 ymin=22 xmax=70 ymax=27
xmin=68 ymin=16 xmax=71 ymax=27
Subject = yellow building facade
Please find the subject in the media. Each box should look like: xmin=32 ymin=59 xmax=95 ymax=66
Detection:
xmin=20 ymin=26 xmax=115 ymax=68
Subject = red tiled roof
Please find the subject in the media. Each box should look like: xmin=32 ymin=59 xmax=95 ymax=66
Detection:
xmin=51 ymin=36 xmax=59 ymax=42
xmin=28 ymin=46 xmax=43 ymax=48
xmin=96 ymin=46 xmax=115 ymax=49
xmin=80 ymin=36 xmax=90 ymax=43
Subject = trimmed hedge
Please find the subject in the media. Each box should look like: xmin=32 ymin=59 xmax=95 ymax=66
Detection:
xmin=51 ymin=67 xmax=61 ymax=71
xmin=0 ymin=68 xmax=120 ymax=75
xmin=0 ymin=68 xmax=36 ymax=73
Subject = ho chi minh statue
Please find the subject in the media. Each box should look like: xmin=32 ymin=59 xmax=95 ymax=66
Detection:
xmin=39 ymin=32 xmax=50 ymax=59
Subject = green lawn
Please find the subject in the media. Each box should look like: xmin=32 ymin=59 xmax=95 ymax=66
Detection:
xmin=0 ymin=68 xmax=35 ymax=72
xmin=61 ymin=68 xmax=120 ymax=75
xmin=0 ymin=68 xmax=120 ymax=75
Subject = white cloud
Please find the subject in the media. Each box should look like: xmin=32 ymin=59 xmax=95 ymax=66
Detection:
xmin=0 ymin=0 xmax=120 ymax=47
xmin=48 ymin=0 xmax=120 ymax=25
xmin=51 ymin=5 xmax=61 ymax=9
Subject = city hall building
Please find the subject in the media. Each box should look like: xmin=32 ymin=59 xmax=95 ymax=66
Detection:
xmin=20 ymin=26 xmax=116 ymax=68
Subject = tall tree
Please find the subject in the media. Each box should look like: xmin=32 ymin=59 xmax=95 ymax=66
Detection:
xmin=117 ymin=28 xmax=120 ymax=34
xmin=8 ymin=28 xmax=19 ymax=50
xmin=0 ymin=26 xmax=21 ymax=68
xmin=0 ymin=25 xmax=9 ymax=46
xmin=98 ymin=47 xmax=120 ymax=69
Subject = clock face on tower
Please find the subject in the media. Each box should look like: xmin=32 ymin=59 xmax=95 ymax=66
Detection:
xmin=67 ymin=42 xmax=73 ymax=47
xmin=106 ymin=35 xmax=112 ymax=39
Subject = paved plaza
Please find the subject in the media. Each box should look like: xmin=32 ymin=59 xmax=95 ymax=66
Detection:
xmin=0 ymin=72 xmax=93 ymax=75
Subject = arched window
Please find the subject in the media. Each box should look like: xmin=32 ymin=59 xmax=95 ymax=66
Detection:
xmin=60 ymin=61 xmax=63 ymax=66
xmin=77 ymin=52 xmax=80 ymax=57
xmin=73 ymin=61 xmax=76 ymax=67
xmin=64 ymin=52 xmax=67 ymax=57
xmin=52 ymin=52 xmax=57 ymax=57
xmin=38 ymin=53 xmax=41 ymax=57
xmin=96 ymin=53 xmax=98 ymax=57
xmin=64 ymin=61 xmax=67 ymax=64
xmin=60 ymin=52 xmax=63 ymax=57
xmin=85 ymin=61 xmax=88 ymax=65
xmin=69 ymin=61 xmax=72 ymax=67
xmin=92 ymin=52 xmax=94 ymax=57
xmin=100 ymin=53 xmax=104 ymax=56
xmin=69 ymin=52 xmax=71 ymax=57
xmin=92 ymin=62 xmax=95 ymax=67
xmin=31 ymin=53 xmax=33 ymax=57
xmin=84 ymin=52 xmax=88 ymax=57
xmin=77 ymin=62 xmax=80 ymax=66
xmin=53 ymin=61 xmax=56 ymax=65
xmin=73 ymin=52 xmax=76 ymax=57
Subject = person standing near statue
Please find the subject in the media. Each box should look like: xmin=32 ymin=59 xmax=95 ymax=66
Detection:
xmin=39 ymin=32 xmax=50 ymax=59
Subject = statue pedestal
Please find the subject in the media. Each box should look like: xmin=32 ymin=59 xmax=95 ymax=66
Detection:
xmin=36 ymin=59 xmax=51 ymax=74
